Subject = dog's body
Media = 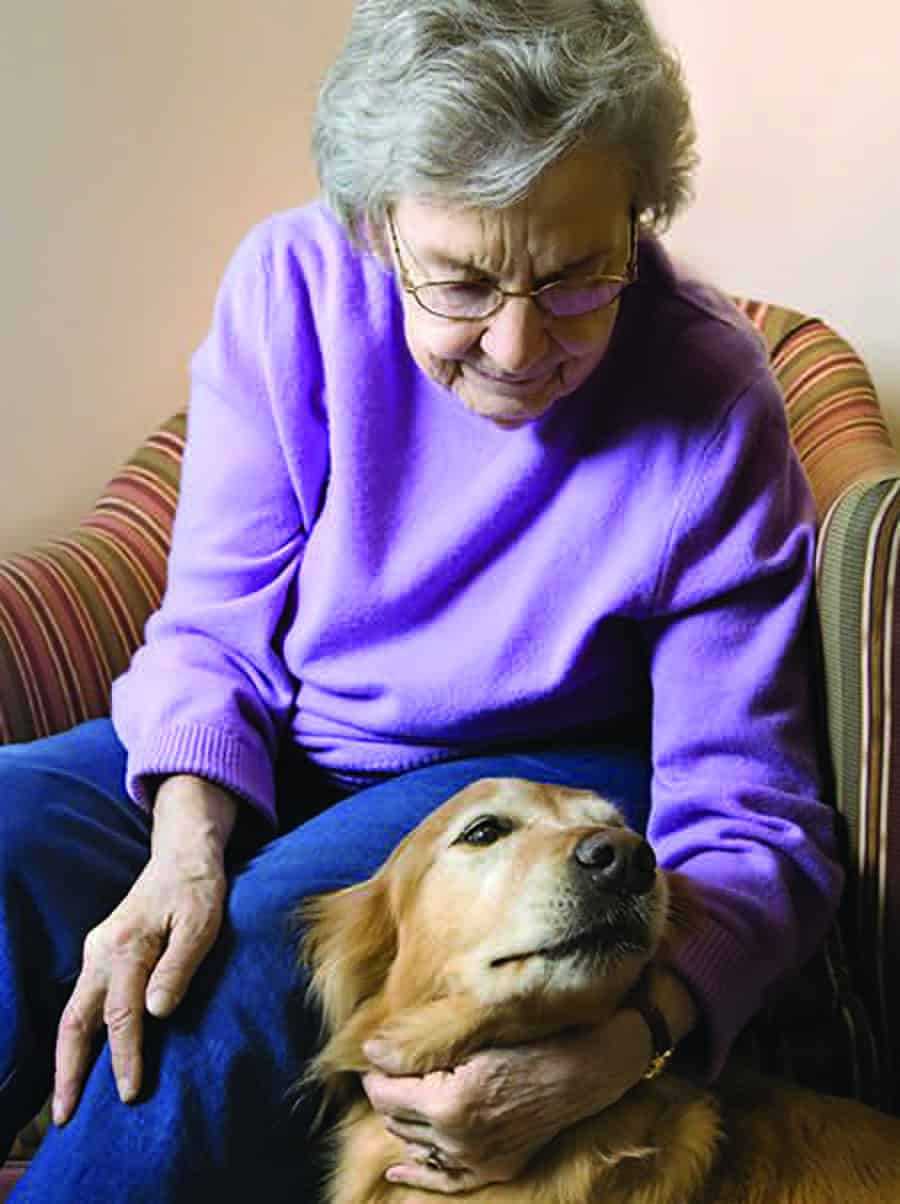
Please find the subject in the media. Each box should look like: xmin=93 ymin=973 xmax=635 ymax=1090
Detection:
xmin=301 ymin=778 xmax=900 ymax=1203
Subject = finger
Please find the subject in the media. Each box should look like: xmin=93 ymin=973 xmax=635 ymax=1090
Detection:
xmin=52 ymin=977 xmax=105 ymax=1126
xmin=385 ymin=1161 xmax=470 ymax=1194
xmin=145 ymin=912 xmax=220 ymax=1017
xmin=382 ymin=1115 xmax=434 ymax=1143
xmin=400 ymin=1140 xmax=465 ymax=1172
xmin=362 ymin=1069 xmax=440 ymax=1122
xmin=386 ymin=1153 xmax=520 ymax=1194
xmin=364 ymin=1038 xmax=463 ymax=1080
xmin=104 ymin=950 xmax=158 ymax=1104
xmin=363 ymin=1038 xmax=409 ymax=1075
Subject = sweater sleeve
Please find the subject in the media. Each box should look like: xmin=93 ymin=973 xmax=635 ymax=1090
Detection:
xmin=111 ymin=222 xmax=322 ymax=827
xmin=644 ymin=371 xmax=844 ymax=1077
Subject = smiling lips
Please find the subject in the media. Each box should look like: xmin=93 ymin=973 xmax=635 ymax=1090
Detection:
xmin=466 ymin=362 xmax=558 ymax=389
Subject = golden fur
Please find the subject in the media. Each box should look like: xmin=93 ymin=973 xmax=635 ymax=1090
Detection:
xmin=300 ymin=778 xmax=900 ymax=1203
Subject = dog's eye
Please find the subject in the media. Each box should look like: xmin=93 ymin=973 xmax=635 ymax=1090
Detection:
xmin=456 ymin=816 xmax=513 ymax=847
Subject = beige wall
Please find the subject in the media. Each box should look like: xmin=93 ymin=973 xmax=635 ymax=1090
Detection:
xmin=647 ymin=0 xmax=900 ymax=446
xmin=0 ymin=1 xmax=352 ymax=558
xmin=2 ymin=1 xmax=898 ymax=558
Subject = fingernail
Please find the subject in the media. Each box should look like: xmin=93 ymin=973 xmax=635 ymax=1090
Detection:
xmin=363 ymin=1039 xmax=395 ymax=1068
xmin=51 ymin=1098 xmax=66 ymax=1127
xmin=118 ymin=1078 xmax=137 ymax=1104
xmin=146 ymin=989 xmax=171 ymax=1016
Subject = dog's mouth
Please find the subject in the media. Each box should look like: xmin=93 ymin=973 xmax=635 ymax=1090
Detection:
xmin=489 ymin=914 xmax=651 ymax=969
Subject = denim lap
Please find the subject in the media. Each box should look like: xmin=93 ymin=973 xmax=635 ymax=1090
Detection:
xmin=2 ymin=720 xmax=650 ymax=1201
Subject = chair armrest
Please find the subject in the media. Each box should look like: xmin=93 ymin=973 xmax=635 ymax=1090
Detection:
xmin=0 ymin=413 xmax=185 ymax=745
xmin=733 ymin=298 xmax=900 ymax=1108
xmin=816 ymin=467 xmax=900 ymax=1110
xmin=733 ymin=299 xmax=899 ymax=520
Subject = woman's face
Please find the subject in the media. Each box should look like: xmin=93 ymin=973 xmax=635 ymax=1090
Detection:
xmin=388 ymin=148 xmax=634 ymax=428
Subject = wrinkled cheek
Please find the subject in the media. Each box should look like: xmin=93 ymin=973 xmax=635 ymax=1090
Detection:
xmin=555 ymin=306 xmax=619 ymax=358
xmin=404 ymin=312 xmax=480 ymax=389
xmin=418 ymin=351 xmax=459 ymax=391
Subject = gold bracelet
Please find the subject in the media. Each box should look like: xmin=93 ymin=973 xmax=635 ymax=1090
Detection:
xmin=643 ymin=1044 xmax=675 ymax=1081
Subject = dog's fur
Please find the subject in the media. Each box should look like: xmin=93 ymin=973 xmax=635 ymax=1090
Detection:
xmin=300 ymin=778 xmax=900 ymax=1203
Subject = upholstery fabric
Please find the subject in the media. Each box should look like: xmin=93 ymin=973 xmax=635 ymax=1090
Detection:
xmin=815 ymin=476 xmax=900 ymax=1106
xmin=0 ymin=302 xmax=897 ymax=1193
xmin=735 ymin=300 xmax=898 ymax=516
xmin=734 ymin=299 xmax=900 ymax=1111
xmin=0 ymin=415 xmax=184 ymax=744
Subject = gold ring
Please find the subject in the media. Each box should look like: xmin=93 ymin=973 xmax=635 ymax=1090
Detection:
xmin=425 ymin=1145 xmax=446 ymax=1172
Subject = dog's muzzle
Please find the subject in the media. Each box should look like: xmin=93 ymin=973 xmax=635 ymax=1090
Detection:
xmin=489 ymin=825 xmax=660 ymax=968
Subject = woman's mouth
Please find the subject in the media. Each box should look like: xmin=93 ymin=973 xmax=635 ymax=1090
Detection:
xmin=464 ymin=363 xmax=560 ymax=399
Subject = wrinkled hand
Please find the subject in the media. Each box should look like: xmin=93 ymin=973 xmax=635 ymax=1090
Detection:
xmin=362 ymin=1010 xmax=653 ymax=1194
xmin=52 ymin=775 xmax=237 ymax=1124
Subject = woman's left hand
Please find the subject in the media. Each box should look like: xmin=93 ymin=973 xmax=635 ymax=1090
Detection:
xmin=361 ymin=1007 xmax=652 ymax=1194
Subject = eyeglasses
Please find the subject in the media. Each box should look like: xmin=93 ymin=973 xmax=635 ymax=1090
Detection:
xmin=387 ymin=208 xmax=638 ymax=321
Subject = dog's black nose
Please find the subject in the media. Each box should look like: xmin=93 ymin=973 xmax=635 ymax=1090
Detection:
xmin=573 ymin=829 xmax=657 ymax=895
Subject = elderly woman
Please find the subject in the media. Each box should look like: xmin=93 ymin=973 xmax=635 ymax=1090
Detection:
xmin=0 ymin=0 xmax=842 ymax=1198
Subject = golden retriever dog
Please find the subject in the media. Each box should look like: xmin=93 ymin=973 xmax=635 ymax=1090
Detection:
xmin=300 ymin=778 xmax=900 ymax=1203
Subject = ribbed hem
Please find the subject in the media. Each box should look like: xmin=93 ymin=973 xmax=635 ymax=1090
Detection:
xmin=660 ymin=918 xmax=764 ymax=1082
xmin=125 ymin=723 xmax=277 ymax=830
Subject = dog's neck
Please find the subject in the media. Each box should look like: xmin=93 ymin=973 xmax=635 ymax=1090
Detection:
xmin=318 ymin=990 xmax=720 ymax=1204
xmin=312 ymin=981 xmax=722 ymax=1204
xmin=315 ymin=979 xmax=625 ymax=1088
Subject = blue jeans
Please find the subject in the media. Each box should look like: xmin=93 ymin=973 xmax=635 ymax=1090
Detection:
xmin=0 ymin=719 xmax=650 ymax=1202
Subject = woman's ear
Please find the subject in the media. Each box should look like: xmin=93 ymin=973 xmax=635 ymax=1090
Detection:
xmin=299 ymin=874 xmax=397 ymax=1037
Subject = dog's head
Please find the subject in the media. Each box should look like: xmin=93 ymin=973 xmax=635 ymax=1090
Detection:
xmin=302 ymin=778 xmax=675 ymax=1083
xmin=385 ymin=778 xmax=667 ymax=1006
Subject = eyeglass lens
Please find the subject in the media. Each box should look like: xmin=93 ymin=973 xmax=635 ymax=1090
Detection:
xmin=414 ymin=278 xmax=628 ymax=319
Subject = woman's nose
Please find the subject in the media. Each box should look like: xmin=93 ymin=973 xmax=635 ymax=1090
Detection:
xmin=479 ymin=296 xmax=549 ymax=374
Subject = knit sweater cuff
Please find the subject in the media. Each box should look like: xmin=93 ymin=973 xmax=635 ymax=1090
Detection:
xmin=660 ymin=919 xmax=763 ymax=1081
xmin=123 ymin=722 xmax=278 ymax=830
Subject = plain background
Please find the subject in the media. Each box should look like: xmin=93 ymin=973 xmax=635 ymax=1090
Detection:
xmin=2 ymin=0 xmax=898 ymax=558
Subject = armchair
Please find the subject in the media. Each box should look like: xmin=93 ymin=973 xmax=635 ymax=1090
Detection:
xmin=1 ymin=299 xmax=898 ymax=1195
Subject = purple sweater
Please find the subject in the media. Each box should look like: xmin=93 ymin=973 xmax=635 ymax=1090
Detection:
xmin=111 ymin=201 xmax=843 ymax=1072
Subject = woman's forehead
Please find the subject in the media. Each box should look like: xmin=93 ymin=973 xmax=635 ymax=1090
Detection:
xmin=393 ymin=147 xmax=632 ymax=276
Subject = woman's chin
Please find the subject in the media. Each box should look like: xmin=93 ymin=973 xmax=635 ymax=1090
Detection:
xmin=466 ymin=397 xmax=557 ymax=427
xmin=454 ymin=366 xmax=564 ymax=427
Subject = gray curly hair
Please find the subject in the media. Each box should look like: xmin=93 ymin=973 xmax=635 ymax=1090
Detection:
xmin=313 ymin=0 xmax=697 ymax=242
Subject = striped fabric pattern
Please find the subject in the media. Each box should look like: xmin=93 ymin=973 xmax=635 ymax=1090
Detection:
xmin=0 ymin=300 xmax=897 ymax=1162
xmin=0 ymin=413 xmax=185 ymax=745
xmin=815 ymin=474 xmax=900 ymax=1107
xmin=734 ymin=299 xmax=900 ymax=1111
xmin=735 ymin=300 xmax=898 ymax=518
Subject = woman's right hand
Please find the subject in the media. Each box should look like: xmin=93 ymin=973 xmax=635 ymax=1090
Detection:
xmin=51 ymin=774 xmax=238 ymax=1125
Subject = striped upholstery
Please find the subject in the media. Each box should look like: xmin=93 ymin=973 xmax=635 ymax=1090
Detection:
xmin=0 ymin=414 xmax=185 ymax=745
xmin=0 ymin=302 xmax=897 ymax=1187
xmin=817 ymin=476 xmax=900 ymax=1105
xmin=735 ymin=300 xmax=898 ymax=516
xmin=733 ymin=299 xmax=900 ymax=1111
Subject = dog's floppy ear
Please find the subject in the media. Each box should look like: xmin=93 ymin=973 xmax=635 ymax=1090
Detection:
xmin=300 ymin=873 xmax=397 ymax=1041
